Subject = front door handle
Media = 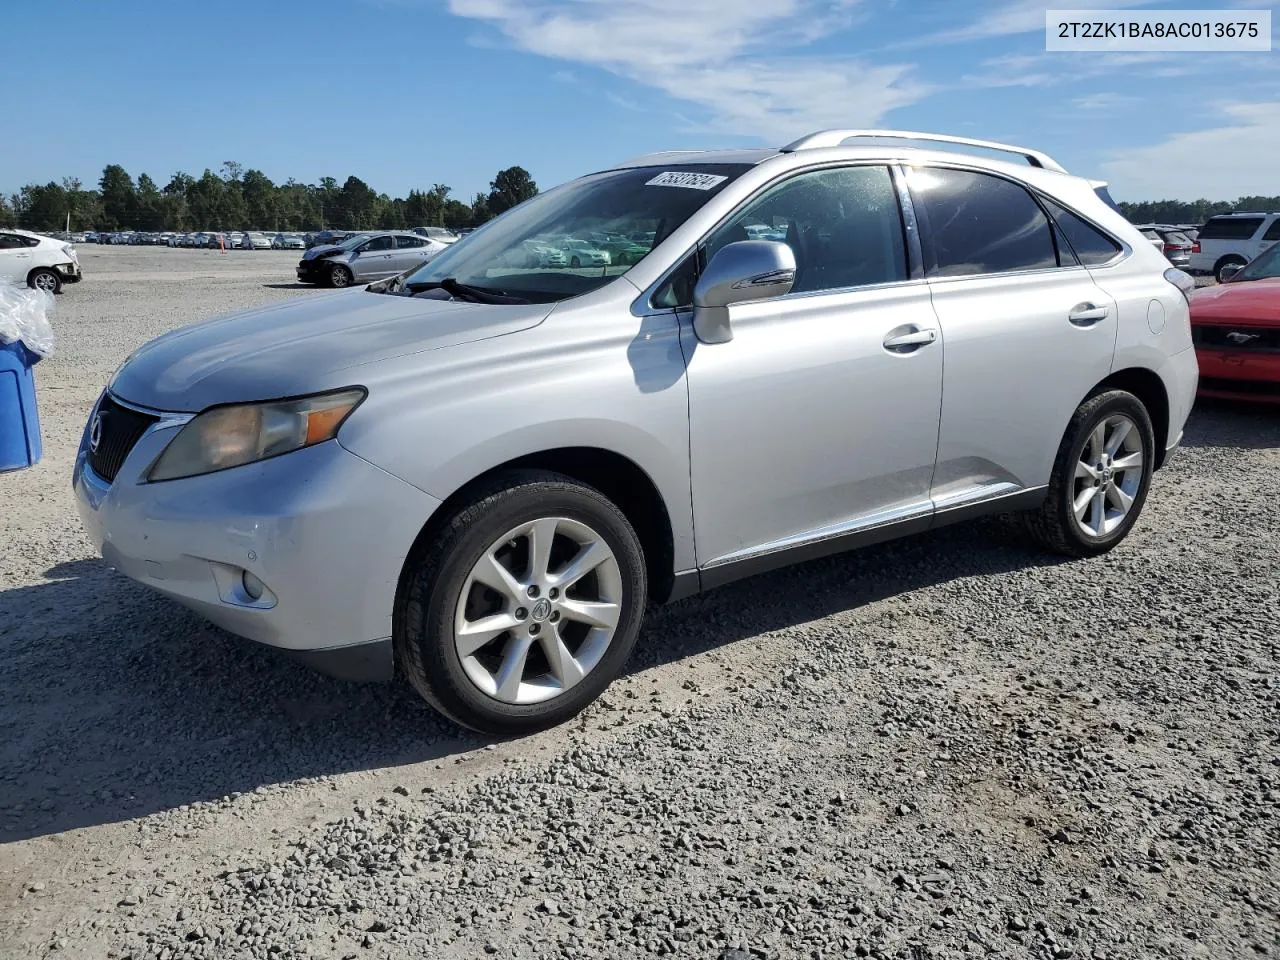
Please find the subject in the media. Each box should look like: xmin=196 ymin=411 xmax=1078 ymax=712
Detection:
xmin=1068 ymin=303 xmax=1110 ymax=326
xmin=883 ymin=327 xmax=938 ymax=352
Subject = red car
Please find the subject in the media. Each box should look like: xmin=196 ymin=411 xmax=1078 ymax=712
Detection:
xmin=1190 ymin=242 xmax=1280 ymax=402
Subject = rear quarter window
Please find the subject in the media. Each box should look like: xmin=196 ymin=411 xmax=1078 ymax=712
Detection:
xmin=1198 ymin=217 xmax=1265 ymax=240
xmin=1263 ymin=219 xmax=1280 ymax=242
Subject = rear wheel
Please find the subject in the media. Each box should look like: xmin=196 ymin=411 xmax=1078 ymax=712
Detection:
xmin=1215 ymin=256 xmax=1246 ymax=283
xmin=329 ymin=264 xmax=353 ymax=288
xmin=28 ymin=268 xmax=61 ymax=294
xmin=1025 ymin=390 xmax=1155 ymax=558
xmin=396 ymin=470 xmax=647 ymax=735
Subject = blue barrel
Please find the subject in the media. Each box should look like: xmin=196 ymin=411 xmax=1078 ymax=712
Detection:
xmin=0 ymin=339 xmax=42 ymax=471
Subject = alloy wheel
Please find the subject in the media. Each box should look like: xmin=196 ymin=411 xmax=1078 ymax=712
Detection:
xmin=1072 ymin=414 xmax=1144 ymax=538
xmin=453 ymin=517 xmax=622 ymax=705
xmin=32 ymin=272 xmax=58 ymax=292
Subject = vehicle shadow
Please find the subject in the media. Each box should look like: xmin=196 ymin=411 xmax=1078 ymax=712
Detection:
xmin=262 ymin=283 xmax=317 ymax=290
xmin=0 ymin=515 xmax=1051 ymax=843
xmin=1179 ymin=398 xmax=1279 ymax=450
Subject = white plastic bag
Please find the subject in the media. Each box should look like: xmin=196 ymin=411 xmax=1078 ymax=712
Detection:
xmin=0 ymin=283 xmax=55 ymax=357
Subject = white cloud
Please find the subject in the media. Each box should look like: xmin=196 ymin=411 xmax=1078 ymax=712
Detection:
xmin=1071 ymin=92 xmax=1139 ymax=111
xmin=1100 ymin=102 xmax=1280 ymax=200
xmin=912 ymin=0 xmax=1157 ymax=45
xmin=446 ymin=0 xmax=930 ymax=143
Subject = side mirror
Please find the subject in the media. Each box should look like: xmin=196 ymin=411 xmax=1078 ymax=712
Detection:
xmin=692 ymin=240 xmax=796 ymax=343
xmin=1219 ymin=263 xmax=1242 ymax=282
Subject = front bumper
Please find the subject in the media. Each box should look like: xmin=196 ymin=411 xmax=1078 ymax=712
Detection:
xmin=72 ymin=402 xmax=442 ymax=678
xmin=55 ymin=261 xmax=82 ymax=283
xmin=296 ymin=259 xmax=336 ymax=282
xmin=1195 ymin=346 xmax=1280 ymax=403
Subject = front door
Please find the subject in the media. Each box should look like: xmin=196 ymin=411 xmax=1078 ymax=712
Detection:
xmin=0 ymin=233 xmax=33 ymax=285
xmin=352 ymin=234 xmax=396 ymax=280
xmin=682 ymin=165 xmax=944 ymax=572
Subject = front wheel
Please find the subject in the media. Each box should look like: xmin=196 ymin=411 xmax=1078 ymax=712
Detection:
xmin=328 ymin=264 xmax=353 ymax=288
xmin=1024 ymin=390 xmax=1155 ymax=558
xmin=396 ymin=470 xmax=647 ymax=735
xmin=28 ymin=268 xmax=61 ymax=294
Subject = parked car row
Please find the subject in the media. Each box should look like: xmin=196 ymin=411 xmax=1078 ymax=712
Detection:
xmin=81 ymin=227 xmax=462 ymax=252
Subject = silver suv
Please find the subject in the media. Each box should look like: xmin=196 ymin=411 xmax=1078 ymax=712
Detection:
xmin=74 ymin=130 xmax=1199 ymax=735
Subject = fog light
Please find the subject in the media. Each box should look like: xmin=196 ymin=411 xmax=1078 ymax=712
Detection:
xmin=242 ymin=570 xmax=266 ymax=601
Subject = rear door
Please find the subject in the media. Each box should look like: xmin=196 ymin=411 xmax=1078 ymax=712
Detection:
xmin=392 ymin=234 xmax=430 ymax=273
xmin=905 ymin=165 xmax=1119 ymax=505
xmin=1258 ymin=218 xmax=1280 ymax=259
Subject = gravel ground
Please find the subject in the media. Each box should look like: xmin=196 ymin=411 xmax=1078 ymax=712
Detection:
xmin=1 ymin=247 xmax=1277 ymax=960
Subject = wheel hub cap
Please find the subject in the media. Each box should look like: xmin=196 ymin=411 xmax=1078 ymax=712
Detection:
xmin=1071 ymin=414 xmax=1143 ymax=538
xmin=453 ymin=517 xmax=623 ymax=705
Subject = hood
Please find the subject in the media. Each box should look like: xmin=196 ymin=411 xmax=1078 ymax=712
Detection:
xmin=303 ymin=244 xmax=344 ymax=260
xmin=1191 ymin=277 xmax=1280 ymax=325
xmin=110 ymin=290 xmax=553 ymax=412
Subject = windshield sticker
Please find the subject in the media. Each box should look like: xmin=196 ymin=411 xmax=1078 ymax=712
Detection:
xmin=645 ymin=171 xmax=728 ymax=191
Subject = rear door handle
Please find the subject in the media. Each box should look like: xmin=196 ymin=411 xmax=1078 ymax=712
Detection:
xmin=1068 ymin=303 xmax=1110 ymax=326
xmin=883 ymin=327 xmax=938 ymax=351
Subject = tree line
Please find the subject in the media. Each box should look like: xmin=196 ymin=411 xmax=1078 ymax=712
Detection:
xmin=1115 ymin=196 xmax=1280 ymax=225
xmin=1 ymin=162 xmax=539 ymax=233
xmin=3 ymin=162 xmax=1277 ymax=234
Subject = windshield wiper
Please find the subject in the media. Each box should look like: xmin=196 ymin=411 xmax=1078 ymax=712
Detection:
xmin=404 ymin=277 xmax=530 ymax=304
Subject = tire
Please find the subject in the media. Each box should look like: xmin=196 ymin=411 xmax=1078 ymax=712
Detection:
xmin=396 ymin=469 xmax=647 ymax=735
xmin=570 ymin=256 xmax=581 ymax=268
xmin=27 ymin=268 xmax=61 ymax=295
xmin=328 ymin=264 xmax=353 ymax=288
xmin=1215 ymin=256 xmax=1247 ymax=283
xmin=1024 ymin=389 xmax=1155 ymax=558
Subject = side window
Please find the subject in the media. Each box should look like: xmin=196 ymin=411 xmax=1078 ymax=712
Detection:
xmin=705 ymin=166 xmax=908 ymax=294
xmin=1042 ymin=199 xmax=1124 ymax=266
xmin=909 ymin=167 xmax=1058 ymax=277
xmin=361 ymin=235 xmax=394 ymax=252
xmin=1198 ymin=217 xmax=1264 ymax=240
xmin=0 ymin=234 xmax=23 ymax=250
xmin=396 ymin=235 xmax=425 ymax=249
xmin=1263 ymin=219 xmax=1280 ymax=242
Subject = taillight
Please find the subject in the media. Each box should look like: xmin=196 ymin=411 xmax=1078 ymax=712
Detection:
xmin=1163 ymin=243 xmax=1178 ymax=252
xmin=1192 ymin=241 xmax=1201 ymax=254
xmin=1164 ymin=267 xmax=1195 ymax=305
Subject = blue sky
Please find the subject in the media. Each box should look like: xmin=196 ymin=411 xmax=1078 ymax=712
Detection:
xmin=5 ymin=0 xmax=1277 ymax=203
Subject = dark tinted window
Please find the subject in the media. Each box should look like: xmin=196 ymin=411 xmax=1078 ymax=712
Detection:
xmin=396 ymin=235 xmax=426 ymax=249
xmin=361 ymin=235 xmax=394 ymax=252
xmin=910 ymin=168 xmax=1057 ymax=277
xmin=1263 ymin=219 xmax=1280 ymax=241
xmin=1198 ymin=216 xmax=1264 ymax=240
xmin=1048 ymin=207 xmax=1123 ymax=261
xmin=705 ymin=165 xmax=907 ymax=294
xmin=0 ymin=234 xmax=26 ymax=250
xmin=652 ymin=251 xmax=698 ymax=308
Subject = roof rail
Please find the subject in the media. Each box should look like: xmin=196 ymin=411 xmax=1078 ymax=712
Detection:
xmin=779 ymin=129 xmax=1067 ymax=173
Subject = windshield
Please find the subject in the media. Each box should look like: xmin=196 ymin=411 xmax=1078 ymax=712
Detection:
xmin=401 ymin=164 xmax=752 ymax=303
xmin=337 ymin=233 xmax=372 ymax=251
xmin=1236 ymin=243 xmax=1280 ymax=281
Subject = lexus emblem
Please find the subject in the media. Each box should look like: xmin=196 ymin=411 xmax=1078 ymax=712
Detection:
xmin=89 ymin=413 xmax=103 ymax=453
xmin=1226 ymin=331 xmax=1261 ymax=345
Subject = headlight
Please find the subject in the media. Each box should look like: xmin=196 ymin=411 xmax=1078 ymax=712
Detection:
xmin=147 ymin=388 xmax=365 ymax=482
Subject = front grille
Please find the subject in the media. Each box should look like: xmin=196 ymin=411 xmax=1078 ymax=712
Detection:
xmin=1199 ymin=376 xmax=1280 ymax=397
xmin=1193 ymin=325 xmax=1280 ymax=351
xmin=88 ymin=395 xmax=159 ymax=483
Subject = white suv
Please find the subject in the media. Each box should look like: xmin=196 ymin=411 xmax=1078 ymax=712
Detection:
xmin=1189 ymin=212 xmax=1280 ymax=282
xmin=0 ymin=229 xmax=82 ymax=293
